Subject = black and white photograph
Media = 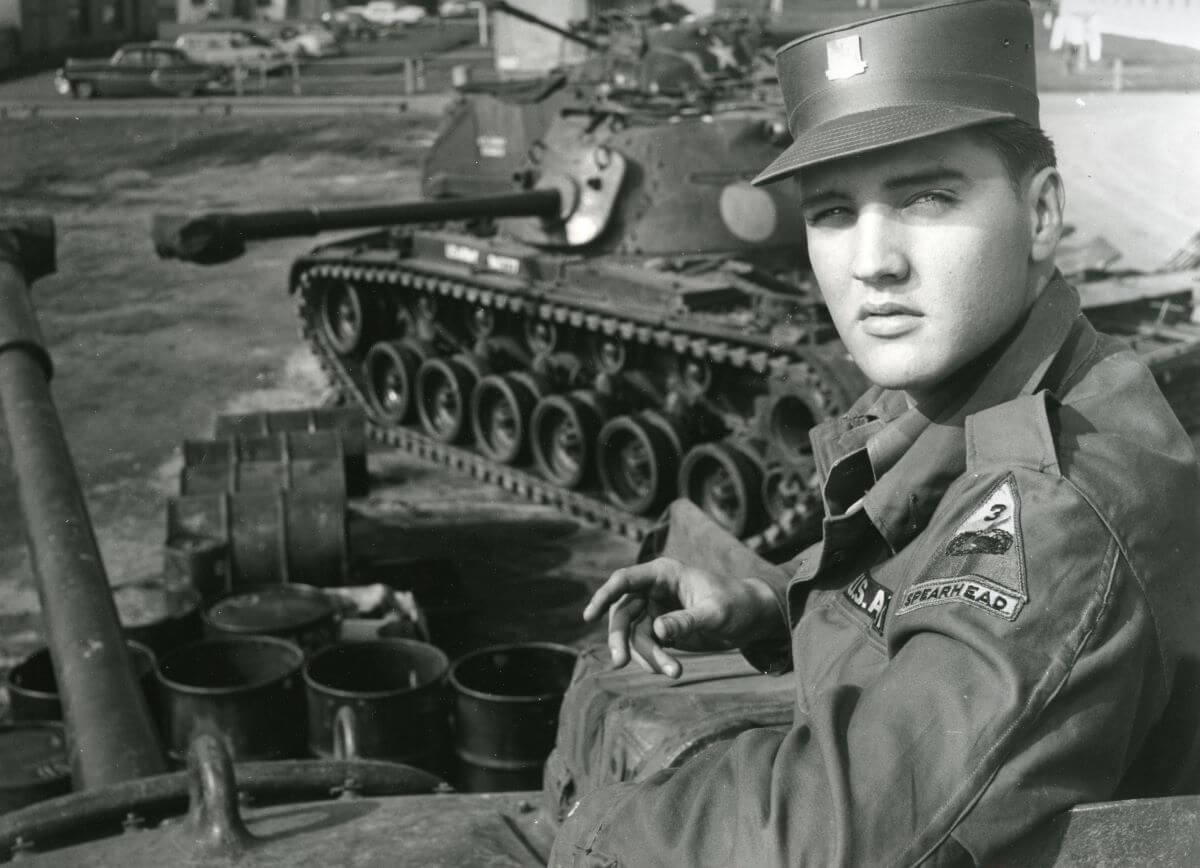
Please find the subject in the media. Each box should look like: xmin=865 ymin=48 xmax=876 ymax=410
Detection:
xmin=0 ymin=0 xmax=1198 ymax=864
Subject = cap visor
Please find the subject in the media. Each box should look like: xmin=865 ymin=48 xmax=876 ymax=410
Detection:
xmin=752 ymin=103 xmax=1016 ymax=186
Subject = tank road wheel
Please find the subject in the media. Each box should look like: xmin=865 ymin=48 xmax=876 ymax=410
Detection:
xmin=531 ymin=393 xmax=603 ymax=489
xmin=321 ymin=283 xmax=368 ymax=354
xmin=417 ymin=357 xmax=478 ymax=443
xmin=525 ymin=320 xmax=557 ymax=356
xmin=766 ymin=393 xmax=818 ymax=467
xmin=596 ymin=412 xmax=682 ymax=516
xmin=363 ymin=340 xmax=425 ymax=425
xmin=679 ymin=442 xmax=766 ymax=538
xmin=760 ymin=463 xmax=822 ymax=538
xmin=471 ymin=373 xmax=541 ymax=464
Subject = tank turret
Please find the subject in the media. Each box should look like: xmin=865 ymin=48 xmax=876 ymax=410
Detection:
xmin=421 ymin=0 xmax=776 ymax=199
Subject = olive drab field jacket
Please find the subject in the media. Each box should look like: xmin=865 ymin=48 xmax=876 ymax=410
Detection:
xmin=549 ymin=275 xmax=1200 ymax=867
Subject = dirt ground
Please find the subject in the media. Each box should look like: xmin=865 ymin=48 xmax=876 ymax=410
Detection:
xmin=0 ymin=91 xmax=1196 ymax=674
xmin=0 ymin=110 xmax=635 ymax=675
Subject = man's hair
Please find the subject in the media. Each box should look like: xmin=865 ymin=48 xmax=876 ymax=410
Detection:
xmin=964 ymin=120 xmax=1057 ymax=188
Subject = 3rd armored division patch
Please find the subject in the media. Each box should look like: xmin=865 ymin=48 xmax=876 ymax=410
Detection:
xmin=896 ymin=474 xmax=1028 ymax=621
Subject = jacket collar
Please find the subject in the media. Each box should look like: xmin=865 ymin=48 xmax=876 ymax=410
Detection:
xmin=809 ymin=272 xmax=1087 ymax=553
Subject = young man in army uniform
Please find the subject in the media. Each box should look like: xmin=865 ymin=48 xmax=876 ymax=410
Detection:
xmin=550 ymin=0 xmax=1200 ymax=864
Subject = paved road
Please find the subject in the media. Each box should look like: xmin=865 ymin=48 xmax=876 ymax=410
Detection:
xmin=1040 ymin=92 xmax=1200 ymax=270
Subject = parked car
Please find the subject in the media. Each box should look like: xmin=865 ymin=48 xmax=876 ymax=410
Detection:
xmin=54 ymin=44 xmax=224 ymax=99
xmin=258 ymin=21 xmax=343 ymax=58
xmin=438 ymin=1 xmax=474 ymax=18
xmin=390 ymin=3 xmax=428 ymax=25
xmin=174 ymin=30 xmax=290 ymax=74
xmin=353 ymin=2 xmax=427 ymax=27
xmin=320 ymin=8 xmax=384 ymax=40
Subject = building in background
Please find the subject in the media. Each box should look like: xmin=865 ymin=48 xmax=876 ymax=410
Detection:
xmin=0 ymin=0 xmax=157 ymax=69
xmin=166 ymin=0 xmax=332 ymax=25
xmin=491 ymin=0 xmax=591 ymax=77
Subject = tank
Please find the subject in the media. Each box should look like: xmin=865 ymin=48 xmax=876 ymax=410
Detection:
xmin=421 ymin=4 xmax=773 ymax=196
xmin=154 ymin=95 xmax=865 ymax=561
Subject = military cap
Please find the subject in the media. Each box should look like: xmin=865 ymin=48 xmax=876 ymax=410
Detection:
xmin=753 ymin=0 xmax=1039 ymax=186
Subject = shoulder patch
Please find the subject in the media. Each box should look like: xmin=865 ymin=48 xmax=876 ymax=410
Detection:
xmin=897 ymin=475 xmax=1028 ymax=622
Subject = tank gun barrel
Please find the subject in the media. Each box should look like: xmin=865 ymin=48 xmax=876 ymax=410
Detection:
xmin=0 ymin=218 xmax=166 ymax=788
xmin=153 ymin=188 xmax=563 ymax=265
xmin=486 ymin=0 xmax=605 ymax=51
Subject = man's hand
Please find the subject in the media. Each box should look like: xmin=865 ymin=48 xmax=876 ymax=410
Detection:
xmin=582 ymin=557 xmax=787 ymax=679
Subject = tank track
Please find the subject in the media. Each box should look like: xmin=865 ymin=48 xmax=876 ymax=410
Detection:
xmin=291 ymin=245 xmax=865 ymax=559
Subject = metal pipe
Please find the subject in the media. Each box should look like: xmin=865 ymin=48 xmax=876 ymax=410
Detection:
xmin=0 ymin=231 xmax=166 ymax=789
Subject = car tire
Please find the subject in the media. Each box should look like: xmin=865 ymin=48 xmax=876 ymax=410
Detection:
xmin=73 ymin=80 xmax=97 ymax=99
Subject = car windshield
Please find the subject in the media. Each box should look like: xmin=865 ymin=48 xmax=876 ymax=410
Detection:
xmin=238 ymin=31 xmax=275 ymax=48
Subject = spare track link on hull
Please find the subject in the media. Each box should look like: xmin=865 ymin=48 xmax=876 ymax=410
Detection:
xmin=292 ymin=255 xmax=857 ymax=558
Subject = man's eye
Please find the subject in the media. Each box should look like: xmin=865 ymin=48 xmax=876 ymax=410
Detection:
xmin=905 ymin=191 xmax=956 ymax=212
xmin=804 ymin=206 xmax=852 ymax=226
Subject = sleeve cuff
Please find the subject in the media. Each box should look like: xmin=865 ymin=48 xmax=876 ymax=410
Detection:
xmin=739 ymin=575 xmax=793 ymax=675
xmin=741 ymin=636 xmax=793 ymax=675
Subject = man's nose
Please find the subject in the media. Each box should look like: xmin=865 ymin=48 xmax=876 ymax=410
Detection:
xmin=851 ymin=210 xmax=910 ymax=286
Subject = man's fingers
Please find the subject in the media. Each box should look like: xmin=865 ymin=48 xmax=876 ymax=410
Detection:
xmin=606 ymin=594 xmax=646 ymax=669
xmin=630 ymin=612 xmax=681 ymax=679
xmin=582 ymin=559 xmax=677 ymax=622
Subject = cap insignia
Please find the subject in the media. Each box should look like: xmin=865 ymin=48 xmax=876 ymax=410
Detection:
xmin=825 ymin=35 xmax=867 ymax=81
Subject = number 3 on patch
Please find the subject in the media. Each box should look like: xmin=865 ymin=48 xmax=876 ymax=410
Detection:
xmin=947 ymin=479 xmax=1016 ymax=555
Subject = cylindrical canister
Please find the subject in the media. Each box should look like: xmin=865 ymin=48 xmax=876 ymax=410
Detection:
xmin=165 ymin=488 xmax=348 ymax=587
xmin=179 ymin=431 xmax=347 ymax=498
xmin=304 ymin=640 xmax=451 ymax=774
xmin=113 ymin=581 xmax=204 ymax=657
xmin=213 ymin=407 xmax=368 ymax=497
xmin=448 ymin=642 xmax=577 ymax=792
xmin=204 ymin=583 xmax=339 ymax=653
xmin=162 ymin=533 xmax=231 ymax=602
xmin=6 ymin=640 xmax=158 ymax=723
xmin=156 ymin=635 xmax=306 ymax=763
xmin=0 ymin=723 xmax=72 ymax=813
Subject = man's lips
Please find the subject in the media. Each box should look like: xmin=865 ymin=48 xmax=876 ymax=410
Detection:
xmin=857 ymin=301 xmax=922 ymax=319
xmin=858 ymin=301 xmax=923 ymax=337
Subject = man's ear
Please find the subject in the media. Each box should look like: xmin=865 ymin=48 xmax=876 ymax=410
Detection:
xmin=1026 ymin=166 xmax=1065 ymax=265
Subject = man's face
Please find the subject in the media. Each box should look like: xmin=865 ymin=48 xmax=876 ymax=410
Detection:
xmin=798 ymin=131 xmax=1038 ymax=399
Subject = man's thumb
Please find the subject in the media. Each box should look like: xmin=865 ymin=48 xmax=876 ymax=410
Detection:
xmin=654 ymin=608 xmax=711 ymax=646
